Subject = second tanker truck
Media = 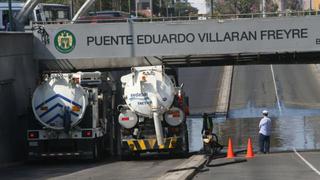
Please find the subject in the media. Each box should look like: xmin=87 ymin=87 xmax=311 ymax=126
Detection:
xmin=117 ymin=66 xmax=189 ymax=158
xmin=27 ymin=71 xmax=114 ymax=160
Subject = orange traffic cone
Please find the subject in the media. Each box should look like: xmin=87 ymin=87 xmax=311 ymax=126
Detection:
xmin=227 ymin=137 xmax=235 ymax=158
xmin=246 ymin=138 xmax=255 ymax=158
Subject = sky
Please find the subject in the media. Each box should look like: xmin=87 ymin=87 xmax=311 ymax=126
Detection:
xmin=188 ymin=0 xmax=208 ymax=14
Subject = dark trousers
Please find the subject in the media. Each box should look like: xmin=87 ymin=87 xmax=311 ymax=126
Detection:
xmin=259 ymin=133 xmax=270 ymax=153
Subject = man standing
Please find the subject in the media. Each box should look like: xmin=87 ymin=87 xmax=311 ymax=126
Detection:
xmin=259 ymin=110 xmax=272 ymax=153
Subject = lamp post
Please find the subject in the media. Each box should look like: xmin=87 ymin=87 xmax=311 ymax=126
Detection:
xmin=310 ymin=0 xmax=312 ymax=15
xmin=70 ymin=0 xmax=74 ymax=19
xmin=150 ymin=0 xmax=153 ymax=19
xmin=8 ymin=0 xmax=13 ymax=31
xmin=166 ymin=3 xmax=169 ymax=17
xmin=262 ymin=0 xmax=266 ymax=18
xmin=211 ymin=0 xmax=213 ymax=17
xmin=128 ymin=0 xmax=131 ymax=14
xmin=159 ymin=0 xmax=162 ymax=16
xmin=135 ymin=0 xmax=138 ymax=17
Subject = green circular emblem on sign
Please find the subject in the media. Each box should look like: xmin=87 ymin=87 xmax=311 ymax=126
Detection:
xmin=54 ymin=30 xmax=76 ymax=53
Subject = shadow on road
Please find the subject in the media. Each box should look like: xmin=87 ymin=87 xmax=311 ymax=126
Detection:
xmin=0 ymin=153 xmax=192 ymax=180
xmin=0 ymin=157 xmax=117 ymax=180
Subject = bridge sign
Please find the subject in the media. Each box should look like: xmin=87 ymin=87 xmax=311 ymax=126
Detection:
xmin=33 ymin=16 xmax=320 ymax=61
xmin=54 ymin=30 xmax=76 ymax=54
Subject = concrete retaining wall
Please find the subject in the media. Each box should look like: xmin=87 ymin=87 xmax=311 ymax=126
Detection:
xmin=0 ymin=33 xmax=38 ymax=166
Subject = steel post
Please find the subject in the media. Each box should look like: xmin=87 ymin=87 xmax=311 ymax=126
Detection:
xmin=262 ymin=0 xmax=266 ymax=18
xmin=8 ymin=0 xmax=13 ymax=31
xmin=16 ymin=0 xmax=38 ymax=22
xmin=72 ymin=0 xmax=96 ymax=23
xmin=150 ymin=0 xmax=153 ymax=20
xmin=135 ymin=0 xmax=138 ymax=17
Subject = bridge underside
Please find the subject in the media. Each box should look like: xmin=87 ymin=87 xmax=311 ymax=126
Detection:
xmin=40 ymin=51 xmax=320 ymax=72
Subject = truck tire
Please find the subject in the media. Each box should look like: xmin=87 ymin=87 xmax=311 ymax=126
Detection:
xmin=119 ymin=151 xmax=131 ymax=161
xmin=92 ymin=141 xmax=101 ymax=161
xmin=184 ymin=129 xmax=190 ymax=154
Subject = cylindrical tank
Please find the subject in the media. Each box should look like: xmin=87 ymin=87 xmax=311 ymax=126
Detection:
xmin=121 ymin=66 xmax=176 ymax=118
xmin=118 ymin=109 xmax=138 ymax=129
xmin=32 ymin=74 xmax=88 ymax=130
xmin=164 ymin=107 xmax=185 ymax=126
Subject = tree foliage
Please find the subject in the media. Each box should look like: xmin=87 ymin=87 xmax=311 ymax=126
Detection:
xmin=286 ymin=0 xmax=302 ymax=10
xmin=174 ymin=2 xmax=198 ymax=16
xmin=3 ymin=0 xmax=199 ymax=17
xmin=265 ymin=0 xmax=278 ymax=12
xmin=211 ymin=0 xmax=259 ymax=14
xmin=208 ymin=0 xmax=279 ymax=14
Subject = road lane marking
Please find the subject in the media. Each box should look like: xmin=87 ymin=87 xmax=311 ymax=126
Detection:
xmin=270 ymin=65 xmax=282 ymax=114
xmin=216 ymin=66 xmax=233 ymax=113
xmin=293 ymin=147 xmax=320 ymax=176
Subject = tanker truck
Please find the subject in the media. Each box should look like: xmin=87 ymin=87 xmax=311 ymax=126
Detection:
xmin=117 ymin=66 xmax=189 ymax=158
xmin=27 ymin=72 xmax=113 ymax=160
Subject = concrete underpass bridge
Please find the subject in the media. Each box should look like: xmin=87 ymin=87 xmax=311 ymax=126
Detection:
xmin=4 ymin=1 xmax=320 ymax=172
xmin=31 ymin=15 xmax=320 ymax=71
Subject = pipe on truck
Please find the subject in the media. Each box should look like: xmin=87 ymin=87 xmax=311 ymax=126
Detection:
xmin=151 ymin=95 xmax=164 ymax=146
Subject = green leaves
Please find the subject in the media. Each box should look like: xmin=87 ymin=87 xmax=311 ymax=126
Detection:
xmin=208 ymin=0 xmax=302 ymax=15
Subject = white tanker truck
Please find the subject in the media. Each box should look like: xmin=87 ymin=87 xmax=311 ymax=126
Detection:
xmin=117 ymin=66 xmax=189 ymax=158
xmin=27 ymin=72 xmax=113 ymax=160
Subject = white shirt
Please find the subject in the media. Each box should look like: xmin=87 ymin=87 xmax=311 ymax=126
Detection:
xmin=259 ymin=116 xmax=271 ymax=136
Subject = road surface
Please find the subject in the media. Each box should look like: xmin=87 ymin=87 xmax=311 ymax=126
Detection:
xmin=195 ymin=64 xmax=320 ymax=179
xmin=0 ymin=156 xmax=185 ymax=180
xmin=178 ymin=66 xmax=224 ymax=114
xmin=229 ymin=64 xmax=320 ymax=117
xmin=194 ymin=151 xmax=320 ymax=180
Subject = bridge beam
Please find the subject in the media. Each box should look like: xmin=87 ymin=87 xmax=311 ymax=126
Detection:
xmin=15 ymin=0 xmax=42 ymax=30
xmin=15 ymin=0 xmax=96 ymax=30
xmin=71 ymin=0 xmax=96 ymax=23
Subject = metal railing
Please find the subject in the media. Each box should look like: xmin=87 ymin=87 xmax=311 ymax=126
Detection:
xmin=31 ymin=10 xmax=320 ymax=26
xmin=213 ymin=10 xmax=320 ymax=19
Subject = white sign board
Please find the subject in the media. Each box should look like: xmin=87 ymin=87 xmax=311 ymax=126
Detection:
xmin=33 ymin=16 xmax=320 ymax=60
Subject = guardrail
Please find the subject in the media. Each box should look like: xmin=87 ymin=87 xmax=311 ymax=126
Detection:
xmin=31 ymin=10 xmax=320 ymax=25
xmin=215 ymin=10 xmax=320 ymax=19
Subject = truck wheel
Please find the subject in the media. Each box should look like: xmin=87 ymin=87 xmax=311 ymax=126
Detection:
xmin=119 ymin=153 xmax=131 ymax=161
xmin=119 ymin=149 xmax=133 ymax=161
xmin=184 ymin=125 xmax=189 ymax=153
xmin=92 ymin=141 xmax=101 ymax=161
xmin=132 ymin=152 xmax=140 ymax=160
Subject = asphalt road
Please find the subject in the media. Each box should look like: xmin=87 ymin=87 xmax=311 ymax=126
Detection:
xmin=196 ymin=64 xmax=320 ymax=179
xmin=229 ymin=64 xmax=320 ymax=117
xmin=178 ymin=66 xmax=223 ymax=114
xmin=194 ymin=151 xmax=320 ymax=180
xmin=0 ymin=156 xmax=185 ymax=180
xmin=230 ymin=65 xmax=276 ymax=110
xmin=179 ymin=64 xmax=320 ymax=117
xmin=275 ymin=64 xmax=320 ymax=109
